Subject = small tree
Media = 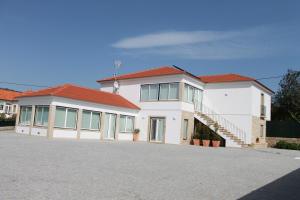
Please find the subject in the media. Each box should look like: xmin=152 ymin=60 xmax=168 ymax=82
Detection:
xmin=273 ymin=69 xmax=300 ymax=123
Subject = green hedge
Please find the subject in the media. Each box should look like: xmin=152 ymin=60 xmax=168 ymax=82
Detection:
xmin=267 ymin=120 xmax=300 ymax=138
xmin=0 ymin=119 xmax=16 ymax=127
xmin=274 ymin=140 xmax=300 ymax=151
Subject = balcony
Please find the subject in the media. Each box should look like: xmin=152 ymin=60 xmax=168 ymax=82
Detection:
xmin=260 ymin=105 xmax=266 ymax=118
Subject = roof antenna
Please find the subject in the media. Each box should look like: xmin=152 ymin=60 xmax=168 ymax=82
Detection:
xmin=113 ymin=60 xmax=122 ymax=93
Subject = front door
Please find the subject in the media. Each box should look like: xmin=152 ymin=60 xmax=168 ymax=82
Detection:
xmin=104 ymin=113 xmax=117 ymax=140
xmin=149 ymin=117 xmax=165 ymax=143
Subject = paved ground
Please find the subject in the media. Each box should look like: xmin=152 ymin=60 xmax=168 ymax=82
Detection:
xmin=0 ymin=132 xmax=299 ymax=200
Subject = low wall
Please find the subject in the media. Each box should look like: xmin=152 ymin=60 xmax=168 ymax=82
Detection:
xmin=266 ymin=137 xmax=300 ymax=147
xmin=0 ymin=126 xmax=15 ymax=131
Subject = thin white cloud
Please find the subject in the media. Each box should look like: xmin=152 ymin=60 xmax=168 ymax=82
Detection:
xmin=112 ymin=31 xmax=239 ymax=49
xmin=112 ymin=24 xmax=299 ymax=60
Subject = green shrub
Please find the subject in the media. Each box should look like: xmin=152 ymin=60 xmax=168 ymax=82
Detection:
xmin=192 ymin=132 xmax=201 ymax=139
xmin=274 ymin=140 xmax=300 ymax=151
xmin=211 ymin=134 xmax=222 ymax=141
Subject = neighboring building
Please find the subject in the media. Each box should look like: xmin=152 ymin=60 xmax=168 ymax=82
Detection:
xmin=0 ymin=88 xmax=21 ymax=118
xmin=15 ymin=66 xmax=273 ymax=147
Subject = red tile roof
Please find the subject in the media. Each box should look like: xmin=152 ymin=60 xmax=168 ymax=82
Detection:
xmin=198 ymin=74 xmax=254 ymax=83
xmin=97 ymin=66 xmax=186 ymax=82
xmin=0 ymin=89 xmax=22 ymax=101
xmin=18 ymin=84 xmax=140 ymax=110
xmin=198 ymin=73 xmax=274 ymax=93
xmin=97 ymin=66 xmax=273 ymax=93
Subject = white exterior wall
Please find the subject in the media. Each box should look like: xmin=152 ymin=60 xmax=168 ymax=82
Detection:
xmin=31 ymin=127 xmax=48 ymax=136
xmin=80 ymin=130 xmax=101 ymax=139
xmin=16 ymin=96 xmax=53 ymax=135
xmin=101 ymin=75 xmax=186 ymax=106
xmin=202 ymin=82 xmax=253 ymax=144
xmin=203 ymin=82 xmax=273 ymax=144
xmin=53 ymin=129 xmax=77 ymax=138
xmin=251 ymin=84 xmax=272 ymax=121
xmin=16 ymin=126 xmax=30 ymax=135
xmin=100 ymin=74 xmax=204 ymax=144
xmin=52 ymin=97 xmax=139 ymax=141
xmin=16 ymin=96 xmax=138 ymax=141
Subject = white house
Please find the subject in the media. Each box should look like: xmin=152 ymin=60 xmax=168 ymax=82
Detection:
xmin=15 ymin=66 xmax=273 ymax=147
xmin=0 ymin=88 xmax=20 ymax=118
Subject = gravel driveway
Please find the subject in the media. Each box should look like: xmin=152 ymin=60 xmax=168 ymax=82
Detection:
xmin=0 ymin=132 xmax=299 ymax=200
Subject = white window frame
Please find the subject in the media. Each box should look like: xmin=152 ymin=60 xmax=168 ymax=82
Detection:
xmin=141 ymin=82 xmax=179 ymax=102
xmin=184 ymin=83 xmax=203 ymax=104
xmin=159 ymin=82 xmax=179 ymax=101
xmin=81 ymin=110 xmax=101 ymax=131
xmin=19 ymin=106 xmax=32 ymax=126
xmin=54 ymin=107 xmax=78 ymax=129
xmin=119 ymin=115 xmax=135 ymax=133
xmin=183 ymin=119 xmax=188 ymax=140
xmin=34 ymin=106 xmax=49 ymax=127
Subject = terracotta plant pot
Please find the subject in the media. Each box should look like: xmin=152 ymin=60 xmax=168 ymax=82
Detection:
xmin=133 ymin=133 xmax=139 ymax=142
xmin=193 ymin=139 xmax=200 ymax=146
xmin=202 ymin=140 xmax=210 ymax=147
xmin=212 ymin=140 xmax=220 ymax=147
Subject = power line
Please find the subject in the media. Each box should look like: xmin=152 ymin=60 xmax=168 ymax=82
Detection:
xmin=0 ymin=74 xmax=286 ymax=89
xmin=256 ymin=75 xmax=284 ymax=81
xmin=0 ymin=81 xmax=49 ymax=88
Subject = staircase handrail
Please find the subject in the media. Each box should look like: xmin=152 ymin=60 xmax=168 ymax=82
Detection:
xmin=194 ymin=102 xmax=247 ymax=143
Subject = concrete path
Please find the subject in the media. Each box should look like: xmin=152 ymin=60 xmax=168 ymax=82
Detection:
xmin=0 ymin=132 xmax=299 ymax=200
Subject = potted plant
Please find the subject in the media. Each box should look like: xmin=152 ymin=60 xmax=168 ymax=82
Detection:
xmin=192 ymin=132 xmax=201 ymax=146
xmin=201 ymin=126 xmax=211 ymax=147
xmin=133 ymin=129 xmax=140 ymax=142
xmin=211 ymin=134 xmax=222 ymax=147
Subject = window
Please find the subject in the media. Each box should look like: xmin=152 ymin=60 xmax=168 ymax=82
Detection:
xmin=260 ymin=125 xmax=264 ymax=137
xmin=19 ymin=106 xmax=32 ymax=125
xmin=54 ymin=107 xmax=77 ymax=129
xmin=81 ymin=110 xmax=101 ymax=130
xmin=12 ymin=105 xmax=17 ymax=113
xmin=119 ymin=115 xmax=135 ymax=133
xmin=0 ymin=105 xmax=3 ymax=110
xmin=141 ymin=83 xmax=179 ymax=101
xmin=183 ymin=119 xmax=188 ymax=140
xmin=34 ymin=106 xmax=49 ymax=126
xmin=159 ymin=83 xmax=179 ymax=100
xmin=4 ymin=105 xmax=11 ymax=114
xmin=140 ymin=84 xmax=159 ymax=101
xmin=183 ymin=84 xmax=203 ymax=104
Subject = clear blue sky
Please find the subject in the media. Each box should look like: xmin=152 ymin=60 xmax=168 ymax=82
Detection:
xmin=0 ymin=0 xmax=299 ymax=92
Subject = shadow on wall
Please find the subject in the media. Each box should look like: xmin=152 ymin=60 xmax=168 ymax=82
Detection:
xmin=239 ymin=168 xmax=300 ymax=200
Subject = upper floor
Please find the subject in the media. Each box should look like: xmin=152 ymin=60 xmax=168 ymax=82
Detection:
xmin=98 ymin=66 xmax=274 ymax=121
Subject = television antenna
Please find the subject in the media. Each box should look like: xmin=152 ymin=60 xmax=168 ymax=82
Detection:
xmin=113 ymin=60 xmax=122 ymax=93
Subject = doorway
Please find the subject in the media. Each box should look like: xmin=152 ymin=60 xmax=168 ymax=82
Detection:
xmin=104 ymin=113 xmax=117 ymax=140
xmin=149 ymin=117 xmax=165 ymax=143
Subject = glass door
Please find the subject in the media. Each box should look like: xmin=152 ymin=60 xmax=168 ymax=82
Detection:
xmin=149 ymin=117 xmax=165 ymax=143
xmin=104 ymin=113 xmax=117 ymax=140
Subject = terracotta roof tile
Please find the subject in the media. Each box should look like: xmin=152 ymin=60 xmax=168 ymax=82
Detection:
xmin=97 ymin=66 xmax=185 ymax=82
xmin=198 ymin=73 xmax=274 ymax=93
xmin=0 ymin=89 xmax=22 ymax=101
xmin=18 ymin=84 xmax=140 ymax=110
xmin=198 ymin=74 xmax=254 ymax=83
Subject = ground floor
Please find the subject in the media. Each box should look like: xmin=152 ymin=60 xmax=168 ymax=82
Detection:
xmin=15 ymin=96 xmax=196 ymax=145
xmin=15 ymin=95 xmax=267 ymax=147
xmin=0 ymin=132 xmax=299 ymax=200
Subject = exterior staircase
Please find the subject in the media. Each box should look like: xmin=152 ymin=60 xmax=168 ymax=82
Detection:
xmin=194 ymin=103 xmax=248 ymax=147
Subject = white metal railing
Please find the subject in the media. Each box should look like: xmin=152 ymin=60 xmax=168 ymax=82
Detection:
xmin=194 ymin=101 xmax=247 ymax=143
